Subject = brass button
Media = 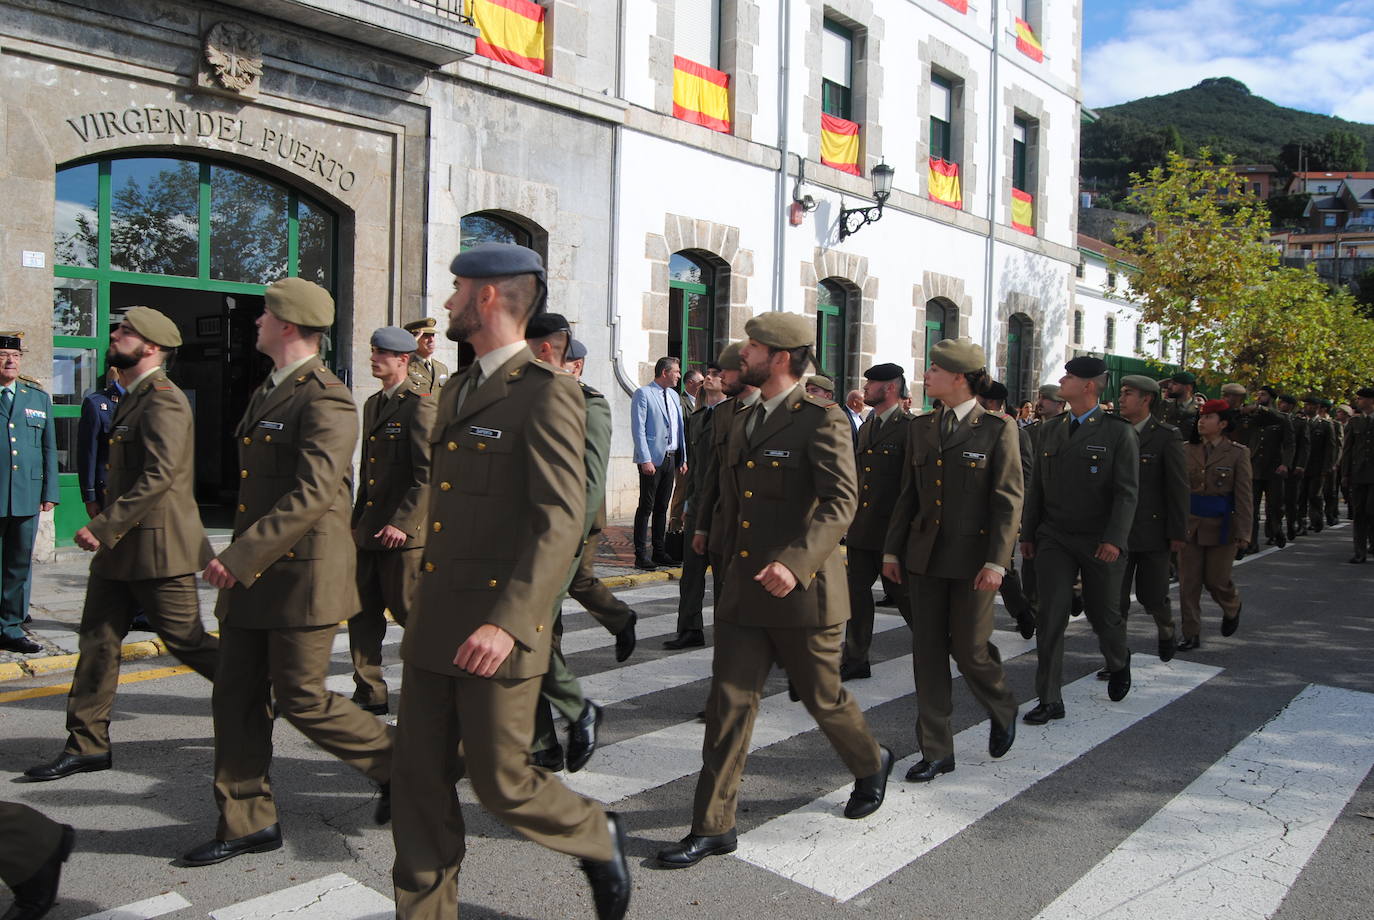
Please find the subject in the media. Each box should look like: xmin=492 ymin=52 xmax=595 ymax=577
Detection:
xmin=934 ymin=519 xmax=940 ymax=526
xmin=935 ymin=499 xmax=942 ymax=506
xmin=741 ymin=520 xmax=750 ymax=528
xmin=743 ymin=490 xmax=753 ymax=498
xmin=980 ymin=528 xmax=987 ymax=535
xmin=862 ymin=501 xmax=869 ymax=508
xmin=368 ymin=478 xmax=375 ymax=486
xmin=488 ymin=579 xmax=498 ymax=587
xmin=237 ymin=503 xmax=246 ymax=512
xmin=243 ymin=437 xmax=251 ymax=445
xmin=864 ymin=466 xmax=872 ymax=472
xmin=433 ymin=522 xmax=443 ymax=532
xmin=366 ymin=500 xmax=374 ymax=507
xmin=936 ymin=459 xmax=943 ymax=466
xmin=476 ymin=442 xmax=486 ymax=451
xmin=423 ymin=561 xmax=435 ymax=572
xmin=439 ymin=481 xmax=452 ymax=491
xmin=866 ymin=449 xmax=874 ymax=454
xmin=285 ymin=551 xmax=295 ymax=559
xmin=536 ymin=623 xmax=544 ymax=632
xmin=369 ymin=456 xmax=377 ymax=463
xmin=935 ymin=479 xmax=942 ymax=486
xmin=771 ymin=461 xmax=779 ymax=468
xmin=108 ymin=437 xmax=115 ymax=445
xmin=739 ymin=549 xmax=750 ymax=558
xmin=240 ymin=469 xmax=248 ymax=479
xmin=969 ymin=462 xmax=976 ymax=467
xmin=264 ymin=435 xmax=272 ymax=442
xmin=746 ymin=460 xmax=755 ymax=469
xmin=369 ymin=436 xmax=377 ymax=442
xmin=863 ymin=484 xmax=869 ymax=490
xmin=254 ymin=572 xmax=262 ymax=579
xmin=447 ymin=441 xmax=457 ymax=451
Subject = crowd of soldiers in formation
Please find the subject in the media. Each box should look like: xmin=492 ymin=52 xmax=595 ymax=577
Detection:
xmin=3 ymin=242 xmax=1374 ymax=920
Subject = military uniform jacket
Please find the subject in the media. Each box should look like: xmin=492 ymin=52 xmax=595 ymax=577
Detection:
xmin=1162 ymin=395 xmax=1201 ymax=443
xmin=352 ymin=379 xmax=436 ymax=551
xmin=1237 ymin=406 xmax=1294 ymax=479
xmin=1288 ymin=412 xmax=1311 ymax=471
xmin=1341 ymin=414 xmax=1374 ymax=484
xmin=1023 ymin=408 xmax=1139 ymax=550
xmin=402 ymin=347 xmax=587 ymax=680
xmin=0 ymin=379 xmax=58 ymax=517
xmin=407 ymin=355 xmax=450 ymax=391
xmin=883 ymin=404 xmax=1023 ymax=579
xmin=77 ymin=383 xmax=121 ymax=502
xmin=715 ymin=385 xmax=857 ymax=629
xmin=581 ymin=383 xmax=612 ymax=537
xmin=215 ymin=356 xmax=360 ymax=628
xmin=695 ymin=395 xmax=752 ymax=557
xmin=1305 ymin=416 xmax=1335 ymax=478
xmin=1127 ymin=417 xmax=1189 ymax=552
xmin=1186 ymin=438 xmax=1254 ymax=545
xmin=86 ymin=369 xmax=211 ymax=580
xmin=846 ymin=407 xmax=914 ymax=551
xmin=681 ymin=399 xmax=717 ymax=529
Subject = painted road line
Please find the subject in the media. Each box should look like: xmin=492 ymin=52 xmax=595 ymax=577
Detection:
xmin=0 ymin=664 xmax=195 ymax=704
xmin=734 ymin=657 xmax=1223 ymax=902
xmin=1033 ymin=682 xmax=1374 ymax=920
xmin=209 ymin=873 xmax=392 ymax=920
xmin=74 ymin=892 xmax=192 ymax=920
xmin=563 ymin=626 xmax=1035 ymax=804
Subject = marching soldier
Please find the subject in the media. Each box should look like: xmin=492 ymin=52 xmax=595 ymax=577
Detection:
xmin=0 ymin=802 xmax=73 ymax=920
xmin=1321 ymin=399 xmax=1343 ymax=526
xmin=1021 ymin=356 xmax=1138 ymax=725
xmin=1275 ymin=394 xmax=1309 ymax=540
xmin=1334 ymin=403 xmax=1354 ymax=520
xmin=1340 ymin=387 xmax=1374 ymax=564
xmin=1226 ymin=384 xmax=1293 ymax=549
xmin=975 ymin=379 xmax=1038 ymax=639
xmin=672 ymin=359 xmax=727 ymax=647
xmin=403 ymin=317 xmax=450 ymax=390
xmin=657 ymin=313 xmax=892 ymax=870
xmin=24 ymin=309 xmax=219 ymax=782
xmin=882 ymin=339 xmax=1021 ymax=782
xmin=1299 ymin=396 xmax=1333 ymax=533
xmin=842 ymin=362 xmax=914 ymax=681
xmin=1162 ymin=372 xmax=1202 ymax=442
xmin=391 ymin=245 xmax=630 ymax=920
xmin=1020 ymin=384 xmax=1067 ymax=620
xmin=185 ymin=278 xmax=392 ymax=867
xmin=347 ymin=326 xmax=437 ymax=716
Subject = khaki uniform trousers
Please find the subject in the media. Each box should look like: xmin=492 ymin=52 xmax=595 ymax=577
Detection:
xmin=532 ymin=612 xmax=586 ymax=751
xmin=66 ymin=573 xmax=219 ymax=756
xmin=1119 ymin=550 xmax=1177 ymax=641
xmin=348 ymin=547 xmax=423 ymax=706
xmin=567 ymin=533 xmax=633 ymax=635
xmin=391 ymin=664 xmax=612 ymax=920
xmin=0 ymin=802 xmax=63 ymax=888
xmin=1177 ymin=542 xmax=1242 ymax=638
xmin=693 ymin=620 xmax=883 ymax=835
xmin=212 ymin=624 xmax=392 ymax=840
xmin=843 ymin=546 xmax=911 ymax=668
xmin=910 ymin=574 xmax=1017 ymax=762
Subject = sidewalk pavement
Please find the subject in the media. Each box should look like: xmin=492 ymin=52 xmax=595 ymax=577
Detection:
xmin=0 ymin=522 xmax=683 ymax=682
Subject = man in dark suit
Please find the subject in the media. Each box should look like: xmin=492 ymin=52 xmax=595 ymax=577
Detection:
xmin=76 ymin=369 xmax=122 ymax=515
xmin=630 ymin=357 xmax=687 ymax=569
xmin=671 ymin=359 xmax=726 ymax=647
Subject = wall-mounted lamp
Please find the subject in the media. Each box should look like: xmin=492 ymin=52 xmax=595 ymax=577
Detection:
xmin=838 ymin=160 xmax=895 ymax=240
xmin=792 ymin=158 xmax=818 ymax=213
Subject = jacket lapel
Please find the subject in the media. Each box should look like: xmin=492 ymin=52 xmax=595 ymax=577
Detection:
xmin=942 ymin=403 xmax=985 ymax=452
xmin=240 ymin=356 xmax=322 ymax=434
xmin=369 ymin=389 xmax=406 ymax=435
xmin=749 ymin=385 xmax=803 ymax=449
xmin=452 ymin=347 xmax=531 ymax=427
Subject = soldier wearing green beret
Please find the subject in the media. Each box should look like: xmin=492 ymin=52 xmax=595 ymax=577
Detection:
xmin=1298 ymin=396 xmax=1333 ymax=534
xmin=1228 ymin=385 xmax=1294 ymax=551
xmin=1340 ymin=387 xmax=1374 ymax=563
xmin=403 ymin=316 xmax=450 ymax=390
xmin=1275 ymin=394 xmax=1310 ymax=540
xmin=1318 ymin=398 xmax=1343 ymax=526
xmin=1162 ymin=372 xmax=1202 ymax=442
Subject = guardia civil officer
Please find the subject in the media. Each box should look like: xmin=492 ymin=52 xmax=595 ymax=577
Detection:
xmin=347 ymin=326 xmax=436 ymax=716
xmin=842 ymin=362 xmax=914 ymax=681
xmin=25 ymin=309 xmax=219 ymax=782
xmin=658 ymin=313 xmax=891 ymax=870
xmin=1340 ymin=387 xmax=1374 ymax=563
xmin=185 ymin=279 xmax=392 ymax=867
xmin=391 ymin=245 xmax=630 ymax=920
xmin=0 ymin=801 xmax=72 ymax=920
xmin=404 ymin=316 xmax=450 ymax=390
xmin=882 ymin=339 xmax=1021 ymax=781
xmin=1021 ymin=356 xmax=1138 ymax=724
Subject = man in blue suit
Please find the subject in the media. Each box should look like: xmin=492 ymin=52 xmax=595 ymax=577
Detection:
xmin=630 ymin=356 xmax=687 ymax=569
xmin=0 ymin=334 xmax=59 ymax=654
xmin=77 ymin=370 xmax=123 ymax=515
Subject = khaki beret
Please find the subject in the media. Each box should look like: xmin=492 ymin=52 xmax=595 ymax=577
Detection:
xmin=717 ymin=341 xmax=743 ymax=369
xmin=404 ymin=317 xmax=438 ymax=334
xmin=265 ymin=277 xmax=334 ymax=328
xmin=928 ymin=337 xmax=986 ymax=374
xmin=745 ymin=311 xmax=814 ymax=349
xmin=806 ymin=374 xmax=835 ymax=393
xmin=1220 ymin=382 xmax=1247 ymax=396
xmin=1038 ymin=383 xmax=1063 ymax=401
xmin=121 ymin=306 xmax=182 ymax=348
xmin=1334 ymin=403 xmax=1354 ymax=415
xmin=1119 ymin=374 xmax=1160 ymax=395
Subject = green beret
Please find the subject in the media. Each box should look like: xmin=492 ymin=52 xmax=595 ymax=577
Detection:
xmin=806 ymin=374 xmax=835 ymax=393
xmin=717 ymin=341 xmax=743 ymax=369
xmin=983 ymin=380 xmax=1008 ymax=401
xmin=403 ymin=317 xmax=438 ymax=334
xmin=1120 ymin=374 xmax=1160 ymax=395
xmin=863 ymin=362 xmax=904 ymax=382
xmin=1170 ymin=371 xmax=1197 ymax=386
xmin=928 ymin=337 xmax=986 ymax=374
xmin=1220 ymin=382 xmax=1247 ymax=396
xmin=1038 ymin=384 xmax=1063 ymax=401
xmin=265 ymin=277 xmax=334 ymax=328
xmin=745 ymin=312 xmax=814 ymax=349
xmin=121 ymin=307 xmax=182 ymax=348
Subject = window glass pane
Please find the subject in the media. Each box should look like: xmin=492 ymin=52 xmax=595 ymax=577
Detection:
xmin=822 ymin=21 xmax=852 ymax=87
xmin=931 ymin=117 xmax=952 ymax=162
xmin=670 ymin=252 xmax=707 ymax=285
xmin=109 ymin=158 xmax=199 ymax=276
xmin=54 ymin=415 xmax=82 ymax=475
xmin=210 ymin=164 xmax=289 ymax=284
xmin=687 ymin=324 xmax=710 ymax=371
xmin=461 ymin=213 xmax=530 ymax=250
xmin=51 ymin=346 xmax=97 ymax=407
xmin=53 ymin=277 xmax=98 ymax=338
xmin=54 ymin=164 xmax=99 ymax=269
xmin=686 ymin=290 xmax=710 ymax=329
xmin=1012 ymin=121 xmax=1028 ymax=145
xmin=822 ymin=80 xmax=852 ymax=120
xmin=298 ymin=197 xmax=335 ymax=289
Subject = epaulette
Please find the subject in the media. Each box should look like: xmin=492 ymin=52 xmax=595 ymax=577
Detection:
xmin=578 ymin=381 xmax=605 ymax=401
xmin=526 ymin=358 xmax=559 ymax=376
xmin=18 ymin=374 xmax=41 ymax=388
xmin=311 ymin=365 xmax=346 ymax=387
xmin=798 ymin=391 xmax=835 ymax=411
xmin=1100 ymin=411 xmax=1131 ymax=423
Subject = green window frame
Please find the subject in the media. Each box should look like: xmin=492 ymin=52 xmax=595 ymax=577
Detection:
xmin=822 ymin=20 xmax=854 ymax=120
xmin=923 ymin=299 xmax=955 ymax=409
xmin=1012 ymin=117 xmax=1030 ymax=192
xmin=668 ymin=252 xmax=715 ymax=381
xmin=930 ymin=73 xmax=953 ymax=163
xmin=816 ymin=279 xmax=848 ymax=393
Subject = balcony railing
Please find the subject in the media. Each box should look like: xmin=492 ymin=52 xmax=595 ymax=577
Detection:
xmin=216 ymin=0 xmax=478 ymax=65
xmin=407 ymin=0 xmax=474 ymax=24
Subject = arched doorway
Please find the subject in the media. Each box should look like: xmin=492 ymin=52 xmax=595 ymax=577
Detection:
xmin=668 ymin=250 xmax=726 ymax=380
xmin=1006 ymin=313 xmax=1034 ymax=406
xmin=923 ymin=298 xmax=958 ymax=408
xmin=816 ymin=277 xmax=858 ymax=395
xmin=51 ymin=154 xmax=339 ymax=542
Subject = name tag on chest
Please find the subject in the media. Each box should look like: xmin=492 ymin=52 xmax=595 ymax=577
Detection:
xmin=258 ymin=420 xmax=284 ymax=430
xmin=23 ymin=408 xmax=46 ymax=420
xmin=384 ymin=422 xmax=403 ymax=433
xmin=763 ymin=449 xmax=791 ymax=458
xmin=961 ymin=451 xmax=986 ymax=461
xmin=1086 ymin=444 xmax=1107 ymax=452
xmin=114 ymin=425 xmax=130 ymax=434
xmin=469 ymin=426 xmax=502 ymax=439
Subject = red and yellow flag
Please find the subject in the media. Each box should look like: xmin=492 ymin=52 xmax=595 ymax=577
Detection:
xmin=821 ymin=113 xmax=861 ymax=176
xmin=940 ymin=0 xmax=969 ymax=12
xmin=928 ymin=157 xmax=962 ymax=210
xmin=1011 ymin=188 xmax=1035 ymax=234
xmin=1015 ymin=18 xmax=1043 ymax=62
xmin=471 ymin=0 xmax=546 ymax=75
xmin=673 ymin=56 xmax=731 ymax=133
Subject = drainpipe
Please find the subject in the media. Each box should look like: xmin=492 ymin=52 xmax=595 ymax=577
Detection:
xmin=982 ymin=0 xmax=1000 ymax=361
xmin=771 ymin=0 xmax=793 ymax=312
xmin=607 ymin=0 xmax=637 ymax=395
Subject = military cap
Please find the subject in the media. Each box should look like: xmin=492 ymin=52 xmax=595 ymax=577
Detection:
xmin=1321 ymin=398 xmax=1334 ymax=409
xmin=863 ymin=362 xmax=904 ymax=382
xmin=1276 ymin=393 xmax=1298 ymax=406
xmin=403 ymin=317 xmax=438 ymax=335
xmin=1302 ymin=394 xmax=1322 ymax=404
xmin=1064 ymin=355 xmax=1107 ymax=378
xmin=1120 ymin=374 xmax=1160 ymax=395
xmin=1356 ymin=387 xmax=1374 ymax=399
xmin=525 ymin=312 xmax=571 ymax=338
xmin=1258 ymin=385 xmax=1280 ymax=400
xmin=449 ymin=242 xmax=546 ymax=280
xmin=265 ymin=277 xmax=334 ymax=328
xmin=370 ymin=326 xmax=417 ymax=354
xmin=0 ymin=332 xmax=24 ymax=351
xmin=1199 ymin=398 xmax=1231 ymax=416
xmin=1220 ymin=382 xmax=1247 ymax=396
xmin=1170 ymin=371 xmax=1197 ymax=386
xmin=1335 ymin=403 xmax=1354 ymax=415
xmin=119 ymin=306 xmax=182 ymax=348
xmin=717 ymin=341 xmax=744 ymax=369
xmin=745 ymin=311 xmax=814 ymax=349
xmin=806 ymin=374 xmax=836 ymax=393
xmin=566 ymin=337 xmax=588 ymax=361
xmin=983 ymin=380 xmax=1009 ymax=401
xmin=1038 ymin=383 xmax=1063 ymax=401
xmin=928 ymin=337 xmax=986 ymax=373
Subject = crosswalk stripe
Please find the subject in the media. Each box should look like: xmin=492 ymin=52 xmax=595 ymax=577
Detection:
xmin=73 ymin=892 xmax=192 ymax=920
xmin=208 ymin=873 xmax=392 ymax=920
xmin=1031 ymin=682 xmax=1374 ymax=920
xmin=733 ymin=657 xmax=1223 ymax=902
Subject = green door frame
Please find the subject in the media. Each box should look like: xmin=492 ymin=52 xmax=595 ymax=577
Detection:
xmin=815 ymin=281 xmax=847 ymax=394
xmin=668 ymin=269 xmax=712 ymax=384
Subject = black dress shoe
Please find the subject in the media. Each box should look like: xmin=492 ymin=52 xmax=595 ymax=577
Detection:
xmin=786 ymin=679 xmax=800 ymax=702
xmin=1159 ymin=635 xmax=1176 ymax=662
xmin=614 ymin=612 xmax=638 ymax=663
xmin=845 ymin=746 xmax=894 ymax=817
xmin=663 ymin=630 xmax=705 ymax=650
xmin=1176 ymin=635 xmax=1201 ymax=651
xmin=1070 ymin=593 xmax=1084 ymax=618
xmin=531 ymin=744 xmax=565 ymax=771
xmin=0 ymin=634 xmax=41 ymax=654
xmin=656 ymin=829 xmax=737 ymax=868
xmin=1015 ymin=609 xmax=1037 ymax=640
xmin=1274 ymin=532 xmax=1287 ymax=548
xmin=1221 ymin=604 xmax=1241 ymax=637
xmin=875 ymin=594 xmax=897 ymax=608
xmin=1348 ymin=555 xmax=1366 ymax=564
xmin=904 ymin=755 xmax=955 ymax=783
xmin=1107 ymin=657 xmax=1132 ymax=702
xmin=839 ymin=661 xmax=871 ymax=682
xmin=581 ymin=813 xmax=631 ymax=919
xmin=651 ymin=552 xmax=676 ymax=566
xmin=4 ymin=823 xmax=73 ymax=920
xmin=181 ymin=824 xmax=282 ymax=867
xmin=23 ymin=752 xmax=112 ymax=782
xmin=633 ymin=556 xmax=657 ymax=570
xmin=375 ymin=782 xmax=391 ymax=825
xmin=1023 ymin=700 xmax=1065 ymax=724
xmin=989 ymin=715 xmax=1016 ymax=758
xmin=566 ymin=701 xmax=603 ymax=773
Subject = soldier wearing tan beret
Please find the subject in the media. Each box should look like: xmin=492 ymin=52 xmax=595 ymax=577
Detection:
xmin=404 ymin=317 xmax=450 ymax=390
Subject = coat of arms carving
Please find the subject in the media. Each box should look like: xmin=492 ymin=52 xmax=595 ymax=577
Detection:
xmin=204 ymin=21 xmax=263 ymax=94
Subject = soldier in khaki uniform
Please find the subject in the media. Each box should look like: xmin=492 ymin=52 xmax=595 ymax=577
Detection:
xmin=842 ymin=362 xmax=914 ymax=681
xmin=658 ymin=314 xmax=891 ymax=870
xmin=1226 ymin=384 xmax=1294 ymax=549
xmin=671 ymin=359 xmax=726 ymax=646
xmin=184 ymin=279 xmax=392 ymax=867
xmin=882 ymin=339 xmax=1021 ymax=781
xmin=404 ymin=317 xmax=450 ymax=390
xmin=1162 ymin=372 xmax=1202 ymax=443
xmin=347 ymin=326 xmax=436 ymax=716
xmin=1178 ymin=400 xmax=1253 ymax=647
xmin=1276 ymin=394 xmax=1310 ymax=540
xmin=0 ymin=801 xmax=72 ymax=920
xmin=1340 ymin=387 xmax=1374 ymax=563
xmin=1300 ymin=395 xmax=1335 ymax=533
xmin=391 ymin=245 xmax=629 ymax=920
xmin=25 ymin=308 xmax=219 ymax=783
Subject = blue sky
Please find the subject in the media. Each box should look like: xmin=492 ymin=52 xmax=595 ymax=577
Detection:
xmin=1082 ymin=0 xmax=1374 ymax=122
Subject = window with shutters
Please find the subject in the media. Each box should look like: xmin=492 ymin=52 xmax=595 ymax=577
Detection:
xmin=816 ymin=278 xmax=852 ymax=392
xmin=930 ymin=73 xmax=954 ymax=163
xmin=1105 ymin=315 xmax=1117 ymax=352
xmin=821 ymin=19 xmax=853 ymax=120
xmin=669 ymin=251 xmax=717 ymax=378
xmin=675 ymin=0 xmax=720 ymax=68
xmin=1072 ymin=310 xmax=1083 ymax=344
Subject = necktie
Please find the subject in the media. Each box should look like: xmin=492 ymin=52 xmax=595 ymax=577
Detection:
xmin=942 ymin=410 xmax=956 ymax=441
xmin=1 ymin=388 xmax=11 ymax=416
xmin=1070 ymin=417 xmax=1081 ymax=434
xmin=748 ymin=403 xmax=766 ymax=441
xmin=455 ymin=367 xmax=482 ymax=416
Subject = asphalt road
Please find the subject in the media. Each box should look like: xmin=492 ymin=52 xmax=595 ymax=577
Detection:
xmin=3 ymin=522 xmax=1372 ymax=920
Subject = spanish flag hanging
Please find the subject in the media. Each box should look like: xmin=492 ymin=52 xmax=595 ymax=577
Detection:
xmin=821 ymin=113 xmax=861 ymax=176
xmin=928 ymin=157 xmax=962 ymax=210
xmin=1011 ymin=188 xmax=1035 ymax=234
xmin=673 ymin=56 xmax=732 ymax=133
xmin=1014 ymin=18 xmax=1044 ymax=62
xmin=940 ymin=0 xmax=969 ymax=12
xmin=471 ymin=0 xmax=547 ymax=75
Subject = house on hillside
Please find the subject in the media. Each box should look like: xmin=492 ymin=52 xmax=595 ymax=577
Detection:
xmin=1283 ymin=171 xmax=1374 ymax=196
